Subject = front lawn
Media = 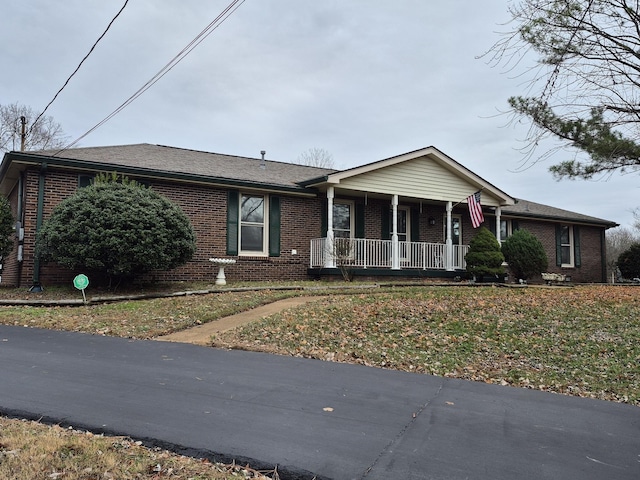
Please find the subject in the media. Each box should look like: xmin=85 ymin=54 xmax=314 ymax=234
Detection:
xmin=0 ymin=283 xmax=637 ymax=405
xmin=0 ymin=288 xmax=304 ymax=338
xmin=212 ymin=285 xmax=640 ymax=405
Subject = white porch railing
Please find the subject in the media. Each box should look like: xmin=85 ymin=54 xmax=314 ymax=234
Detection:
xmin=310 ymin=238 xmax=468 ymax=270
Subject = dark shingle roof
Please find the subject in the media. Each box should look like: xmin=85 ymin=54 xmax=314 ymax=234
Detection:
xmin=24 ymin=143 xmax=337 ymax=191
xmin=503 ymin=198 xmax=618 ymax=227
xmin=10 ymin=144 xmax=617 ymax=227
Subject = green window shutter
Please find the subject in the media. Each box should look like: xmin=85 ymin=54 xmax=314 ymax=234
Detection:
xmin=226 ymin=190 xmax=239 ymax=256
xmin=512 ymin=220 xmax=520 ymax=231
xmin=410 ymin=207 xmax=420 ymax=242
xmin=320 ymin=201 xmax=328 ymax=237
xmin=269 ymin=196 xmax=281 ymax=257
xmin=555 ymin=224 xmax=562 ymax=266
xmin=355 ymin=203 xmax=365 ymax=238
xmin=573 ymin=225 xmax=581 ymax=267
xmin=381 ymin=206 xmax=390 ymax=240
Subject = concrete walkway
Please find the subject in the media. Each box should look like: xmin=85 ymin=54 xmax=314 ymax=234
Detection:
xmin=156 ymin=296 xmax=326 ymax=345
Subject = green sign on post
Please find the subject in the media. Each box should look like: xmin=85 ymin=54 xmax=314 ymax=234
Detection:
xmin=73 ymin=274 xmax=89 ymax=303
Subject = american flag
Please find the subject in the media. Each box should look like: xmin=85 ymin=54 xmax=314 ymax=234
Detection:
xmin=467 ymin=191 xmax=484 ymax=228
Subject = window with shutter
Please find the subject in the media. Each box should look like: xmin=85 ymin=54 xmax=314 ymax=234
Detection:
xmin=227 ymin=191 xmax=280 ymax=257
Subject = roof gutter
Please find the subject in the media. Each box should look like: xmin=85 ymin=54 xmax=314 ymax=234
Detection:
xmin=502 ymin=210 xmax=618 ymax=229
xmin=3 ymin=152 xmax=320 ymax=197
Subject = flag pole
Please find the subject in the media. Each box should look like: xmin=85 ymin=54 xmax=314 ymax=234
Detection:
xmin=451 ymin=187 xmax=485 ymax=209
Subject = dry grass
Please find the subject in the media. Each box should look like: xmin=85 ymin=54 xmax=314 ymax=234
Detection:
xmin=0 ymin=288 xmax=307 ymax=339
xmin=0 ymin=417 xmax=276 ymax=480
xmin=2 ymin=282 xmax=638 ymax=478
xmin=213 ymin=285 xmax=640 ymax=406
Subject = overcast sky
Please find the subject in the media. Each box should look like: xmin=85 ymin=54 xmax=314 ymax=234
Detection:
xmin=2 ymin=0 xmax=638 ymax=228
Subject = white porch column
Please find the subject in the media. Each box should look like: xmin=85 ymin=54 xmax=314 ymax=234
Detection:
xmin=445 ymin=201 xmax=454 ymax=271
xmin=391 ymin=195 xmax=400 ymax=270
xmin=325 ymin=186 xmax=335 ymax=268
xmin=495 ymin=206 xmax=502 ymax=245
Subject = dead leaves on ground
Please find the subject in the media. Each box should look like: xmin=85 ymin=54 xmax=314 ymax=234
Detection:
xmin=213 ymin=286 xmax=640 ymax=406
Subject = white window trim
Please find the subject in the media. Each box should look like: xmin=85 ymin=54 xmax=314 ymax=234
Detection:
xmin=561 ymin=225 xmax=574 ymax=268
xmin=239 ymin=193 xmax=269 ymax=257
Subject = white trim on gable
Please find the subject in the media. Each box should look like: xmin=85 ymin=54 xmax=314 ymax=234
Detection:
xmin=309 ymin=147 xmax=516 ymax=207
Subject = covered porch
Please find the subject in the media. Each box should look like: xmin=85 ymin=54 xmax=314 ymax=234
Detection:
xmin=301 ymin=147 xmax=515 ymax=279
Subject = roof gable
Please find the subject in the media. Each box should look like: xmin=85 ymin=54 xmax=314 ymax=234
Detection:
xmin=311 ymin=147 xmax=515 ymax=206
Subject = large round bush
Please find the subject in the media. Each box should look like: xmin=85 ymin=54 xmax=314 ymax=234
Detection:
xmin=37 ymin=177 xmax=196 ymax=281
xmin=617 ymin=243 xmax=640 ymax=279
xmin=501 ymin=229 xmax=548 ymax=281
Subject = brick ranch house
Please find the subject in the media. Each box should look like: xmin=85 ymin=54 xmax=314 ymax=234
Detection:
xmin=0 ymin=144 xmax=617 ymax=287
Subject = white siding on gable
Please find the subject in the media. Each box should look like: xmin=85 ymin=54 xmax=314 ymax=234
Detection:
xmin=334 ymin=156 xmax=502 ymax=206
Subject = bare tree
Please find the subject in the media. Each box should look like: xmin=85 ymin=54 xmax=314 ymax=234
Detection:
xmin=633 ymin=208 xmax=640 ymax=231
xmin=0 ymin=103 xmax=68 ymax=153
xmin=487 ymin=0 xmax=640 ymax=180
xmin=296 ymin=148 xmax=335 ymax=169
xmin=606 ymin=225 xmax=640 ymax=282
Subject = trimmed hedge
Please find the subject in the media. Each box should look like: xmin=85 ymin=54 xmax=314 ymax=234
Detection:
xmin=37 ymin=176 xmax=196 ymax=282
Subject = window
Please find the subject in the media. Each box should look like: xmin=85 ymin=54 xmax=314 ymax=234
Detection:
xmin=333 ymin=202 xmax=353 ymax=239
xmin=388 ymin=207 xmax=410 ymax=242
xmin=500 ymin=220 xmax=510 ymax=242
xmin=559 ymin=225 xmax=573 ymax=267
xmin=443 ymin=215 xmax=462 ymax=245
xmin=240 ymin=194 xmax=267 ymax=254
xmin=78 ymin=174 xmax=94 ymax=188
xmin=227 ymin=190 xmax=280 ymax=257
xmin=555 ymin=224 xmax=580 ymax=268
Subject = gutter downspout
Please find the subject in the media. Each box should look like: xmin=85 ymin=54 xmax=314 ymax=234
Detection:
xmin=601 ymin=229 xmax=607 ymax=283
xmin=16 ymin=173 xmax=25 ymax=286
xmin=29 ymin=163 xmax=47 ymax=292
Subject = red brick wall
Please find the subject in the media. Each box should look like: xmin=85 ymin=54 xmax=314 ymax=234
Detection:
xmin=5 ymin=167 xmax=607 ymax=286
xmin=509 ymin=219 xmax=605 ymax=283
xmin=10 ymin=167 xmax=325 ymax=286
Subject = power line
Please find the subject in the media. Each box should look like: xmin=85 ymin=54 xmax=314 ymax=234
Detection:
xmin=52 ymin=0 xmax=246 ymax=157
xmin=29 ymin=0 xmax=130 ymax=137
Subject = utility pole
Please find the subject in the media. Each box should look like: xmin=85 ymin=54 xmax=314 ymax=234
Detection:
xmin=20 ymin=116 xmax=26 ymax=151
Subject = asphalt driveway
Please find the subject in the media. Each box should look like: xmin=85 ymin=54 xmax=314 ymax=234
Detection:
xmin=1 ymin=325 xmax=638 ymax=479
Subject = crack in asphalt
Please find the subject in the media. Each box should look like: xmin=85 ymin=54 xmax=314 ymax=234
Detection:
xmin=359 ymin=378 xmax=445 ymax=479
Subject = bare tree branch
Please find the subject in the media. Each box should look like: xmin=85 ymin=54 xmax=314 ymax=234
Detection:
xmin=0 ymin=103 xmax=68 ymax=153
xmin=295 ymin=148 xmax=336 ymax=169
xmin=486 ymin=0 xmax=640 ymax=179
